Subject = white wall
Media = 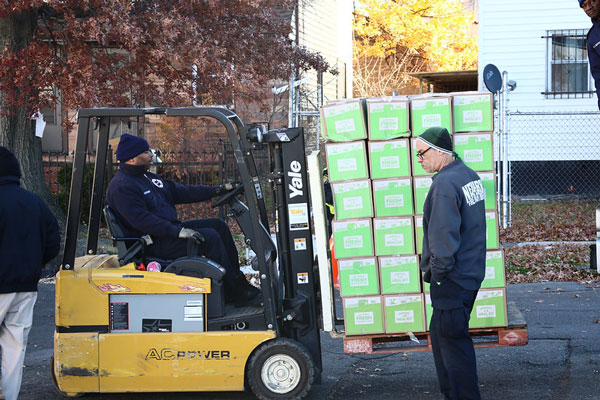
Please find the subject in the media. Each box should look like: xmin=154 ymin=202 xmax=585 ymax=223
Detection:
xmin=478 ymin=0 xmax=595 ymax=110
xmin=478 ymin=0 xmax=600 ymax=161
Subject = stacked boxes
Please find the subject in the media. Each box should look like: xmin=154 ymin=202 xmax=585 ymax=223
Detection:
xmin=321 ymin=92 xmax=506 ymax=336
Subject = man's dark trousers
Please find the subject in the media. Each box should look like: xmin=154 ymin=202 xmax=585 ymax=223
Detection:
xmin=146 ymin=218 xmax=246 ymax=289
xmin=430 ymin=289 xmax=480 ymax=400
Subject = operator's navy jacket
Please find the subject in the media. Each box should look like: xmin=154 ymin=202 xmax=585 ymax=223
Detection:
xmin=106 ymin=164 xmax=219 ymax=239
xmin=420 ymin=159 xmax=486 ymax=309
xmin=0 ymin=176 xmax=60 ymax=293
xmin=588 ymin=19 xmax=600 ymax=110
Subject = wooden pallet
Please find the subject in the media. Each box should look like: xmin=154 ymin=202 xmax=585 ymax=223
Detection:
xmin=343 ymin=301 xmax=528 ymax=355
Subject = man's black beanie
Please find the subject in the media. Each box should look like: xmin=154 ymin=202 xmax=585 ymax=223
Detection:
xmin=0 ymin=146 xmax=21 ymax=178
xmin=116 ymin=133 xmax=150 ymax=162
xmin=417 ymin=127 xmax=453 ymax=154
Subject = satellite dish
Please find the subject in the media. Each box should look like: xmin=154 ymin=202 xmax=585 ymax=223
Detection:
xmin=483 ymin=64 xmax=502 ymax=93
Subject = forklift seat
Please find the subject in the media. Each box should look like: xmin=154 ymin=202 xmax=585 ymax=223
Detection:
xmin=103 ymin=205 xmax=227 ymax=317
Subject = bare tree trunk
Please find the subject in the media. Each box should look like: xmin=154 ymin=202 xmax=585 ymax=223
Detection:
xmin=0 ymin=10 xmax=65 ymax=224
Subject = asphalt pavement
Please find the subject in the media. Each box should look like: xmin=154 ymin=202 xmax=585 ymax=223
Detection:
xmin=19 ymin=281 xmax=600 ymax=399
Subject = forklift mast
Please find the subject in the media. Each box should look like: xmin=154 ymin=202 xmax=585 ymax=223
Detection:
xmin=60 ymin=107 xmax=322 ymax=375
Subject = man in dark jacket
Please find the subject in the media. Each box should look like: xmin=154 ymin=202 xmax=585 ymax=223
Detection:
xmin=0 ymin=147 xmax=60 ymax=400
xmin=416 ymin=127 xmax=486 ymax=400
xmin=106 ymin=134 xmax=260 ymax=306
xmin=581 ymin=0 xmax=600 ymax=109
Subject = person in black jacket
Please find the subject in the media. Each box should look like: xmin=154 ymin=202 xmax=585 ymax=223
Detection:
xmin=106 ymin=134 xmax=260 ymax=306
xmin=415 ymin=128 xmax=486 ymax=400
xmin=581 ymin=0 xmax=600 ymax=110
xmin=0 ymin=147 xmax=60 ymax=400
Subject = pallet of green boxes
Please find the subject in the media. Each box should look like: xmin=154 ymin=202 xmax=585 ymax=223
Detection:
xmin=321 ymin=93 xmax=527 ymax=353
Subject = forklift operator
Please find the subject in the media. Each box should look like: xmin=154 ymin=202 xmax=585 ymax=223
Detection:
xmin=106 ymin=134 xmax=261 ymax=307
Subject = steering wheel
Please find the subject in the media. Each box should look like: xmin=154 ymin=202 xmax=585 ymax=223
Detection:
xmin=211 ymin=183 xmax=245 ymax=208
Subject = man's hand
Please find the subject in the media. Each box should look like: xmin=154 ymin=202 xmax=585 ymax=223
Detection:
xmin=179 ymin=228 xmax=204 ymax=243
xmin=216 ymin=182 xmax=235 ymax=195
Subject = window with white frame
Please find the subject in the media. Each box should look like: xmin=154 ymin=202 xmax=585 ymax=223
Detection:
xmin=544 ymin=29 xmax=594 ymax=99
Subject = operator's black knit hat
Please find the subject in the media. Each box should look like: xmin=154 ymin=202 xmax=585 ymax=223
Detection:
xmin=0 ymin=146 xmax=21 ymax=178
xmin=417 ymin=127 xmax=453 ymax=155
xmin=116 ymin=133 xmax=150 ymax=162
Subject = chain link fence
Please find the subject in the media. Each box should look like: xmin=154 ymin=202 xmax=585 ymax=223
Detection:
xmin=506 ymin=110 xmax=600 ymax=199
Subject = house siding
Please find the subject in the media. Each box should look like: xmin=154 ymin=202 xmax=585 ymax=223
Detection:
xmin=478 ymin=0 xmax=599 ymax=162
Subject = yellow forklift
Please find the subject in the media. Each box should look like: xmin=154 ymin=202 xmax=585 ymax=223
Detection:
xmin=53 ymin=107 xmax=324 ymax=399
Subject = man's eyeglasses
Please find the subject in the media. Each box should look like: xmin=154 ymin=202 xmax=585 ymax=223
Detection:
xmin=416 ymin=147 xmax=432 ymax=160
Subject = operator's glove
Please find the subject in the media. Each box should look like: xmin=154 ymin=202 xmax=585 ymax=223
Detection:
xmin=179 ymin=228 xmax=204 ymax=243
xmin=216 ymin=182 xmax=235 ymax=195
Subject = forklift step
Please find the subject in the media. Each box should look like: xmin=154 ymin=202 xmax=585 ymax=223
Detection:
xmin=343 ymin=301 xmax=528 ymax=355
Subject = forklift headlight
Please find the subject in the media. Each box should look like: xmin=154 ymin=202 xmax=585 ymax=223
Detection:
xmin=247 ymin=124 xmax=266 ymax=143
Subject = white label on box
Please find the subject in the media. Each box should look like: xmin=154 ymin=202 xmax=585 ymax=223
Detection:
xmin=379 ymin=155 xmax=400 ymax=170
xmin=323 ymin=101 xmax=359 ymax=117
xmin=335 ymin=118 xmax=356 ymax=134
xmin=370 ymin=103 xmax=384 ymax=113
xmin=415 ymin=178 xmax=432 ymax=188
xmin=379 ymin=117 xmax=398 ymax=131
xmin=384 ymin=194 xmax=404 ymax=208
xmin=328 ymin=142 xmax=363 ymax=155
xmin=463 ymin=110 xmax=483 ymax=123
xmin=337 ymin=158 xmax=358 ymax=172
xmin=485 ymin=266 xmax=496 ymax=280
xmin=391 ymin=271 xmax=410 ymax=284
xmin=288 ymin=203 xmax=309 ymax=231
xmin=476 ymin=305 xmax=497 ymax=318
xmin=455 ymin=95 xmax=489 ymax=106
xmin=394 ymin=310 xmax=415 ymax=323
xmin=381 ymin=255 xmax=417 ymax=267
xmin=354 ymin=311 xmax=374 ymax=325
xmin=350 ymin=273 xmax=369 ymax=287
xmin=422 ymin=114 xmax=442 ymax=127
xmin=344 ymin=235 xmax=364 ymax=249
xmin=463 ymin=149 xmax=484 ymax=163
xmin=343 ymin=196 xmax=363 ymax=210
xmin=384 ymin=233 xmax=404 ymax=247
xmin=487 ymin=250 xmax=502 ymax=260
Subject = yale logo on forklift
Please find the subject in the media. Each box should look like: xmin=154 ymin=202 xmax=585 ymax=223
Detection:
xmin=288 ymin=160 xmax=304 ymax=199
xmin=145 ymin=348 xmax=231 ymax=361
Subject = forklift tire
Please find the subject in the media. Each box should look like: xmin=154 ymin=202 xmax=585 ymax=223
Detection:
xmin=246 ymin=338 xmax=315 ymax=400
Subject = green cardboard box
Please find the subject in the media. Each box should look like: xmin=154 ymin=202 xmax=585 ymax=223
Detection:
xmin=481 ymin=250 xmax=506 ymax=289
xmin=452 ymin=92 xmax=494 ymax=132
xmin=410 ymin=138 xmax=432 ymax=176
xmin=469 ymin=288 xmax=508 ymax=328
xmin=368 ymin=139 xmax=411 ymax=179
xmin=384 ymin=294 xmax=426 ymax=334
xmin=367 ymin=97 xmax=410 ymax=140
xmin=424 ymin=293 xmax=432 ymax=330
xmin=486 ymin=211 xmax=500 ymax=249
xmin=321 ymin=99 xmax=367 ymax=142
xmin=373 ymin=217 xmax=415 ymax=256
xmin=343 ymin=296 xmax=384 ymax=335
xmin=413 ymin=176 xmax=432 ymax=215
xmin=410 ymin=95 xmax=453 ymax=136
xmin=372 ymin=178 xmax=414 ymax=217
xmin=453 ymin=133 xmax=494 ymax=171
xmin=332 ymin=218 xmax=374 ymax=259
xmin=379 ymin=255 xmax=421 ymax=294
xmin=325 ymin=141 xmax=369 ymax=182
xmin=477 ymin=171 xmax=497 ymax=210
xmin=338 ymin=257 xmax=379 ymax=297
xmin=415 ymin=215 xmax=423 ymax=254
xmin=332 ymin=179 xmax=374 ymax=220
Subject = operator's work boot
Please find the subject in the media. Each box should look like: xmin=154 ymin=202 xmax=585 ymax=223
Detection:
xmin=231 ymin=284 xmax=262 ymax=307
